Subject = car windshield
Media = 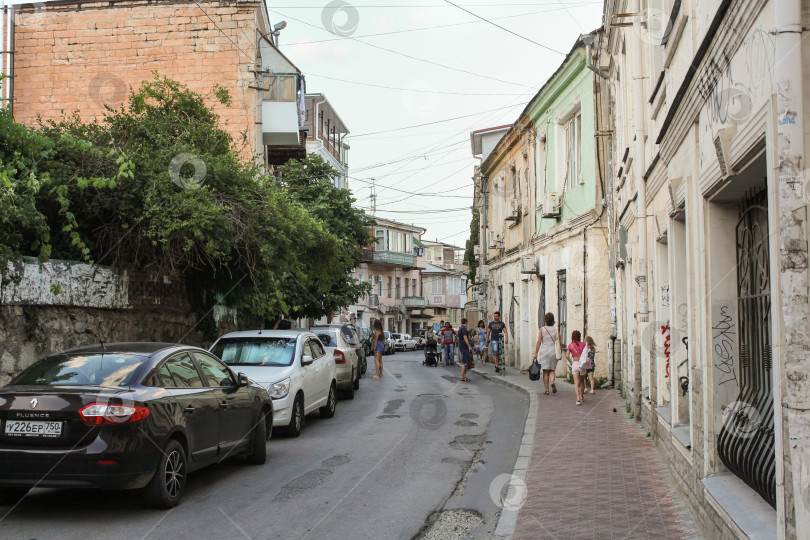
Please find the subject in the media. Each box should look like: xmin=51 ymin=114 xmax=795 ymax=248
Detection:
xmin=392 ymin=333 xmax=402 ymax=339
xmin=211 ymin=338 xmax=296 ymax=366
xmin=340 ymin=325 xmax=360 ymax=345
xmin=11 ymin=353 xmax=145 ymax=387
xmin=384 ymin=331 xmax=391 ymax=338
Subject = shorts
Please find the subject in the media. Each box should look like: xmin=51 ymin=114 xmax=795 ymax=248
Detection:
xmin=491 ymin=340 xmax=501 ymax=355
xmin=375 ymin=341 xmax=385 ymax=353
xmin=571 ymin=360 xmax=587 ymax=376
xmin=586 ymin=367 xmax=595 ymax=374
xmin=460 ymin=348 xmax=471 ymax=366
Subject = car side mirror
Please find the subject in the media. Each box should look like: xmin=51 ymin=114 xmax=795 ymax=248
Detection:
xmin=301 ymin=355 xmax=314 ymax=366
xmin=237 ymin=373 xmax=250 ymax=387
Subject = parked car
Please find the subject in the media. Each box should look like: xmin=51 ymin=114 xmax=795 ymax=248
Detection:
xmin=414 ymin=329 xmax=426 ymax=350
xmin=339 ymin=324 xmax=367 ymax=376
xmin=382 ymin=331 xmax=396 ymax=355
xmin=357 ymin=326 xmax=372 ymax=359
xmin=310 ymin=326 xmax=360 ymax=399
xmin=209 ymin=330 xmax=337 ymax=439
xmin=393 ymin=333 xmax=417 ymax=351
xmin=0 ymin=342 xmax=272 ymax=509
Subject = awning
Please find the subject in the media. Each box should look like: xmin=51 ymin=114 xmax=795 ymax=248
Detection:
xmin=413 ymin=236 xmax=425 ymax=248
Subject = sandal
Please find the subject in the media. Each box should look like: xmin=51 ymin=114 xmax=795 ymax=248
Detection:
xmin=459 ymin=377 xmax=471 ymax=382
xmin=551 ymin=384 xmax=557 ymax=394
xmin=543 ymin=390 xmax=549 ymax=395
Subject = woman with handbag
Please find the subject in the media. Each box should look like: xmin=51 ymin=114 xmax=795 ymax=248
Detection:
xmin=532 ymin=312 xmax=561 ymax=395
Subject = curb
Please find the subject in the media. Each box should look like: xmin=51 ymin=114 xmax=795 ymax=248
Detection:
xmin=471 ymin=368 xmax=538 ymax=539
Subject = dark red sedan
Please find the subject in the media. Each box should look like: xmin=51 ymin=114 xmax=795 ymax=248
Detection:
xmin=0 ymin=342 xmax=273 ymax=508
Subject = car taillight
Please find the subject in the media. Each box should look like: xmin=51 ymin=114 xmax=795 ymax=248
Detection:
xmin=334 ymin=350 xmax=346 ymax=364
xmin=79 ymin=403 xmax=150 ymax=425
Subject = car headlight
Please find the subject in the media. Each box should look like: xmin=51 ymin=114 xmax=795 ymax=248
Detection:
xmin=267 ymin=377 xmax=291 ymax=400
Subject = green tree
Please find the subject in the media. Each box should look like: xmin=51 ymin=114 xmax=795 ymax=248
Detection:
xmin=277 ymin=155 xmax=372 ymax=318
xmin=0 ymin=75 xmax=357 ymax=327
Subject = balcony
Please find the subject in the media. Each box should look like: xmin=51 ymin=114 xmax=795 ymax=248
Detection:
xmin=403 ymin=296 xmax=426 ymax=308
xmin=368 ymin=294 xmax=379 ymax=307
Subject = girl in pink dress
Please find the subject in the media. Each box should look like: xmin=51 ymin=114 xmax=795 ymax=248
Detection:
xmin=566 ymin=330 xmax=587 ymax=405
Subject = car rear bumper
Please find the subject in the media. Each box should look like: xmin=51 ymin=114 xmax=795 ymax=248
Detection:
xmin=335 ymin=363 xmax=353 ymax=388
xmin=0 ymin=434 xmax=161 ymax=490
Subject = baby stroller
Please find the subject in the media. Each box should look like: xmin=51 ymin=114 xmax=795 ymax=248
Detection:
xmin=423 ymin=338 xmax=439 ymax=367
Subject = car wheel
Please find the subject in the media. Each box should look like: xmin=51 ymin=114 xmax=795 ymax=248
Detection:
xmin=246 ymin=411 xmax=268 ymax=465
xmin=321 ymin=383 xmax=338 ymax=416
xmin=143 ymin=439 xmax=187 ymax=509
xmin=361 ymin=357 xmax=367 ymax=374
xmin=353 ymin=368 xmax=360 ymax=390
xmin=282 ymin=395 xmax=304 ymax=437
xmin=0 ymin=487 xmax=29 ymax=506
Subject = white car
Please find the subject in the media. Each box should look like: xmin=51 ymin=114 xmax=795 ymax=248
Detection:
xmin=209 ymin=330 xmax=337 ymax=438
xmin=392 ymin=333 xmax=417 ymax=351
xmin=310 ymin=326 xmax=360 ymax=399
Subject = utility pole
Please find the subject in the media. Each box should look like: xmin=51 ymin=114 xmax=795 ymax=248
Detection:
xmin=370 ymin=178 xmax=376 ymax=215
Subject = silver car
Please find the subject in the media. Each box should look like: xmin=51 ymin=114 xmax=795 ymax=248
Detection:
xmin=310 ymin=326 xmax=360 ymax=399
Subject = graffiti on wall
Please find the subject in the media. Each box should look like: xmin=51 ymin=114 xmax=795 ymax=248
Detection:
xmin=712 ymin=304 xmax=738 ymax=387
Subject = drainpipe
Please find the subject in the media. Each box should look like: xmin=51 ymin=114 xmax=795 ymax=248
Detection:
xmin=630 ymin=0 xmax=648 ymax=413
xmin=775 ymin=0 xmax=806 ymax=535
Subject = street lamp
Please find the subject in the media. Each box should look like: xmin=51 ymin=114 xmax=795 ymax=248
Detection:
xmin=270 ymin=21 xmax=287 ymax=46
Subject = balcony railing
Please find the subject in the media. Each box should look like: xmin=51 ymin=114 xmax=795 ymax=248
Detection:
xmin=403 ymin=296 xmax=426 ymax=307
xmin=372 ymin=250 xmax=415 ymax=267
xmin=368 ymin=294 xmax=379 ymax=307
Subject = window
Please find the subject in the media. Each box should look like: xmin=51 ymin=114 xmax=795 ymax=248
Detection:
xmin=310 ymin=340 xmax=326 ymax=358
xmin=265 ymin=74 xmax=297 ymax=101
xmin=558 ymin=271 xmax=568 ymax=346
xmin=396 ymin=277 xmax=401 ymax=299
xmin=564 ymin=112 xmax=582 ymax=189
xmin=11 ymin=353 xmax=144 ymax=387
xmin=359 ymin=273 xmax=364 ymax=283
xmin=375 ymin=229 xmax=386 ymax=250
xmin=194 ymin=353 xmax=236 ymax=388
xmin=211 ymin=337 xmax=296 ymax=366
xmin=155 ymin=363 xmax=176 ymax=387
xmin=404 ymin=278 xmax=409 ymax=297
xmin=378 ymin=276 xmax=383 ymax=296
xmin=165 ymin=353 xmax=204 ymax=388
xmin=387 ymin=276 xmax=393 ymax=298
xmin=412 ymin=279 xmax=418 ymax=296
xmin=432 ymin=276 xmax=443 ymax=294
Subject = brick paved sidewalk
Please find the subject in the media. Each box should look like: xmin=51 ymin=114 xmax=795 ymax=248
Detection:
xmin=470 ymin=362 xmax=699 ymax=540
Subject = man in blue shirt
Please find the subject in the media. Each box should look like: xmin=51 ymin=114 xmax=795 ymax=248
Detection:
xmin=487 ymin=311 xmax=508 ymax=373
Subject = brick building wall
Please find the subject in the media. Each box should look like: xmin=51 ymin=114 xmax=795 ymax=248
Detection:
xmin=12 ymin=0 xmax=265 ymax=156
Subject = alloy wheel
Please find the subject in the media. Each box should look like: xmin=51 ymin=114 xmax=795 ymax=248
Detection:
xmin=164 ymin=450 xmax=184 ymax=498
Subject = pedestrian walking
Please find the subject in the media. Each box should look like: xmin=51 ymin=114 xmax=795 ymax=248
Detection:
xmin=440 ymin=322 xmax=457 ymax=366
xmin=475 ymin=320 xmax=488 ymax=364
xmin=487 ymin=311 xmax=508 ymax=373
xmin=372 ymin=319 xmax=384 ymax=379
xmin=458 ymin=318 xmax=473 ymax=382
xmin=567 ymin=330 xmax=587 ymax=404
xmin=532 ymin=312 xmax=560 ymax=394
xmin=582 ymin=336 xmax=597 ymax=395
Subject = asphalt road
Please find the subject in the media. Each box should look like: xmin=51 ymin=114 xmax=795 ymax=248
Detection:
xmin=0 ymin=350 xmax=528 ymax=540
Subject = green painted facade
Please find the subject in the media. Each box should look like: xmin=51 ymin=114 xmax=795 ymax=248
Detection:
xmin=526 ymin=47 xmax=598 ymax=234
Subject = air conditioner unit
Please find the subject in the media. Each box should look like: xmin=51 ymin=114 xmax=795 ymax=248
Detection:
xmin=473 ymin=245 xmax=481 ymax=257
xmin=542 ymin=192 xmax=561 ymax=218
xmin=521 ymin=256 xmax=537 ymax=274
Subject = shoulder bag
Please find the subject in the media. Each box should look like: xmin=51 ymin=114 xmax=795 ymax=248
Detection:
xmin=544 ymin=326 xmax=562 ymax=360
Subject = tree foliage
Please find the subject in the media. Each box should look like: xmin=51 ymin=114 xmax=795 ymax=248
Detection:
xmin=0 ymin=75 xmax=369 ymax=324
xmin=463 ymin=209 xmax=479 ymax=283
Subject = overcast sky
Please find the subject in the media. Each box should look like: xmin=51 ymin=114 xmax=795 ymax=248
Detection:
xmin=273 ymin=0 xmax=604 ymax=248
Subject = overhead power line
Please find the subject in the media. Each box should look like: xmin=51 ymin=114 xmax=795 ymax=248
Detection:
xmin=441 ymin=0 xmax=567 ymax=54
xmin=306 ymin=73 xmax=525 ymax=96
xmin=267 ymin=10 xmax=536 ymax=89
xmin=349 ymin=104 xmax=522 ymax=138
xmin=282 ymin=4 xmax=598 ymax=46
